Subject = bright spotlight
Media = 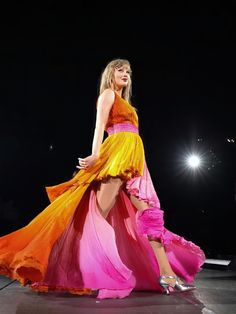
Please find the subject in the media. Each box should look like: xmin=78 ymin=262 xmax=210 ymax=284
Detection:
xmin=187 ymin=155 xmax=201 ymax=168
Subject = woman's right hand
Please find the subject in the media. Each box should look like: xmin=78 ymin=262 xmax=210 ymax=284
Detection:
xmin=76 ymin=154 xmax=99 ymax=170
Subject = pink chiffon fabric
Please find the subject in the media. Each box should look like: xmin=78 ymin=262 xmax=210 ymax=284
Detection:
xmin=30 ymin=123 xmax=205 ymax=299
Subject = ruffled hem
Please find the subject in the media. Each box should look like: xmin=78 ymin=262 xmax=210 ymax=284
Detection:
xmin=95 ymin=167 xmax=142 ymax=183
xmin=144 ymin=229 xmax=205 ymax=283
xmin=125 ymin=159 xmax=161 ymax=208
xmin=0 ymin=255 xmax=45 ymax=286
xmin=163 ymin=229 xmax=206 ymax=283
xmin=134 ymin=204 xmax=205 ymax=284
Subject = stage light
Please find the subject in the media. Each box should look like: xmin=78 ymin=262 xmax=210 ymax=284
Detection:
xmin=186 ymin=154 xmax=201 ymax=169
xmin=175 ymin=142 xmax=214 ymax=178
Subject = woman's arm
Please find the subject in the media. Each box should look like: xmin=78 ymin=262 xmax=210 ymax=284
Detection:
xmin=92 ymin=89 xmax=115 ymax=156
xmin=77 ymin=89 xmax=115 ymax=170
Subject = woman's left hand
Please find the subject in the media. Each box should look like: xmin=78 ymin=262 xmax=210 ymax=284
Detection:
xmin=76 ymin=154 xmax=99 ymax=170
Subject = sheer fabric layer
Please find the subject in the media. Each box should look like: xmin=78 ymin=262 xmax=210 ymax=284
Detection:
xmin=30 ymin=185 xmax=205 ymax=299
xmin=0 ymin=122 xmax=206 ymax=299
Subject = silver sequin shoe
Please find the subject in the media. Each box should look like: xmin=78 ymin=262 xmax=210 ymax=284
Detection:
xmin=159 ymin=275 xmax=196 ymax=295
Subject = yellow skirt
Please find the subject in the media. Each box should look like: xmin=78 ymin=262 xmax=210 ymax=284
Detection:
xmin=46 ymin=129 xmax=145 ymax=202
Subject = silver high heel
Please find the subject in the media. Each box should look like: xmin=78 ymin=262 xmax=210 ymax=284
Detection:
xmin=159 ymin=275 xmax=196 ymax=295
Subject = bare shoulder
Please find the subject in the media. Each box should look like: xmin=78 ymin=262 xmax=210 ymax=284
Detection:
xmin=97 ymin=89 xmax=115 ymax=109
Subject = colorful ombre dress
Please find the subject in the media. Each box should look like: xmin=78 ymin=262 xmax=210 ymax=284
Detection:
xmin=0 ymin=92 xmax=205 ymax=299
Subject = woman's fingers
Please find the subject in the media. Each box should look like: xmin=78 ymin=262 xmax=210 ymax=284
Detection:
xmin=76 ymin=157 xmax=88 ymax=169
xmin=76 ymin=166 xmax=83 ymax=169
xmin=78 ymin=158 xmax=87 ymax=165
xmin=76 ymin=165 xmax=87 ymax=169
xmin=77 ymin=155 xmax=96 ymax=170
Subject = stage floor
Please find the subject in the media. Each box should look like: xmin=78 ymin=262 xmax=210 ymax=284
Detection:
xmin=0 ymin=268 xmax=236 ymax=314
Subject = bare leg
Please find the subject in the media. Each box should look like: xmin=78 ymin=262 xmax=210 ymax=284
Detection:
xmin=96 ymin=177 xmax=124 ymax=219
xmin=129 ymin=194 xmax=183 ymax=285
xmin=96 ymin=181 xmax=181 ymax=286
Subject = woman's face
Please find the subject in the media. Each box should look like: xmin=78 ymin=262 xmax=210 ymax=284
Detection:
xmin=113 ymin=65 xmax=131 ymax=89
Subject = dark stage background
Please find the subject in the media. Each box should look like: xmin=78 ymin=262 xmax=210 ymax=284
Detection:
xmin=0 ymin=2 xmax=235 ymax=258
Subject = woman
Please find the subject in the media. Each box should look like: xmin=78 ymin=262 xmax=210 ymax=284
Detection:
xmin=0 ymin=58 xmax=205 ymax=299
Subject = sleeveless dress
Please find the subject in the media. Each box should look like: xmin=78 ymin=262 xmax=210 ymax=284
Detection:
xmin=0 ymin=92 xmax=205 ymax=299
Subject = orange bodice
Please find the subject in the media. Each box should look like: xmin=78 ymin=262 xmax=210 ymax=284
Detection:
xmin=103 ymin=93 xmax=139 ymax=131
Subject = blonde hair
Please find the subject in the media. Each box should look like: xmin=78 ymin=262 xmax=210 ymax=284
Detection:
xmin=99 ymin=58 xmax=132 ymax=104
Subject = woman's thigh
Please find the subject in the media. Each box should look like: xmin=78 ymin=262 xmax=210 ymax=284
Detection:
xmin=96 ymin=176 xmax=125 ymax=216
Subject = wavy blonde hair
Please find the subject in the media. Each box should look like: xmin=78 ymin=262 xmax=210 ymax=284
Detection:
xmin=99 ymin=58 xmax=133 ymax=104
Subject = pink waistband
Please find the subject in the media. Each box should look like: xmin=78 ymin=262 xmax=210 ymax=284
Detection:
xmin=106 ymin=123 xmax=139 ymax=135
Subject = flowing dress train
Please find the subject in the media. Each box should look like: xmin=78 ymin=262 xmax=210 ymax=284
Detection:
xmin=0 ymin=92 xmax=205 ymax=299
